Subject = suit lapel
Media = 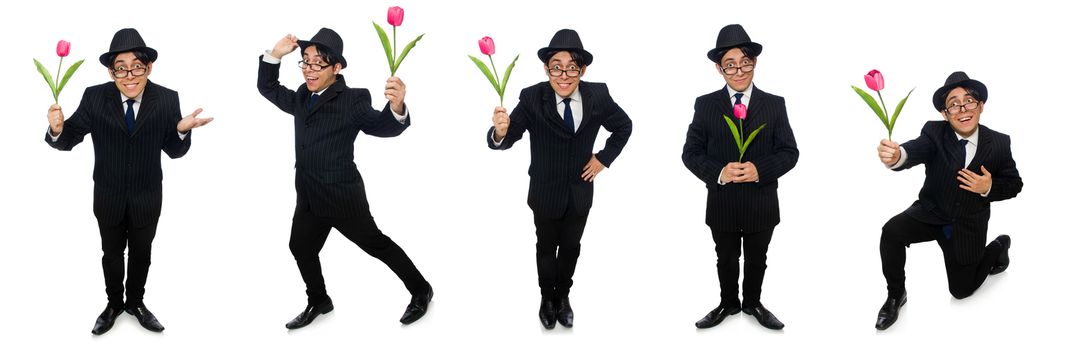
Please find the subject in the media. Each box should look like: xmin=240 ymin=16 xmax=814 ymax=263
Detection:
xmin=745 ymin=87 xmax=766 ymax=129
xmin=943 ymin=123 xmax=967 ymax=168
xmin=308 ymin=75 xmax=347 ymax=118
xmin=576 ymin=82 xmax=594 ymax=133
xmin=102 ymin=84 xmax=126 ymax=133
xmin=968 ymin=126 xmax=993 ymax=170
xmin=131 ymin=81 xmax=157 ymax=136
xmin=540 ymin=83 xmax=572 ymax=137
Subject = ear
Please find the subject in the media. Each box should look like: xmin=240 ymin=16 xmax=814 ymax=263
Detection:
xmin=146 ymin=62 xmax=154 ymax=75
xmin=578 ymin=66 xmax=587 ymax=78
xmin=333 ymin=63 xmax=343 ymax=72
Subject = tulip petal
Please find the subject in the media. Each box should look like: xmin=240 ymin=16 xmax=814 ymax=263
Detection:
xmin=852 ymin=85 xmax=889 ymax=129
xmin=469 ymin=55 xmax=501 ymax=96
xmin=34 ymin=58 xmax=58 ymax=101
xmin=373 ymin=22 xmax=395 ymax=73
xmin=888 ymin=87 xmax=915 ymax=137
xmin=57 ymin=59 xmax=84 ymax=96
xmin=394 ymin=33 xmax=424 ymax=74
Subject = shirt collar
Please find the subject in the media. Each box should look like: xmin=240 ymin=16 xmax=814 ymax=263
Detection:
xmin=121 ymin=92 xmax=143 ymax=104
xmin=555 ymin=88 xmax=582 ymax=105
xmin=726 ymin=83 xmax=754 ymax=100
xmin=959 ymin=128 xmax=980 ymax=146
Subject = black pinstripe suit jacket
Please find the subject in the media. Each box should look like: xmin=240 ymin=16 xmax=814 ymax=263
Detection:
xmin=45 ymin=81 xmax=191 ymax=226
xmin=487 ymin=81 xmax=632 ymax=218
xmin=896 ymin=121 xmax=1023 ymax=264
xmin=258 ymin=58 xmax=408 ymax=218
xmin=682 ymin=86 xmax=799 ymax=232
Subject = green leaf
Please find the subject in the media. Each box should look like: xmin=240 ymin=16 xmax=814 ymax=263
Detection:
xmin=393 ymin=33 xmax=424 ymax=74
xmin=469 ymin=55 xmax=501 ymax=95
xmin=500 ymin=54 xmax=519 ymax=99
xmin=57 ymin=59 xmax=84 ymax=96
xmin=373 ymin=22 xmax=395 ymax=73
xmin=722 ymin=115 xmax=743 ymax=150
xmin=888 ymin=87 xmax=915 ymax=135
xmin=852 ymin=85 xmax=889 ymax=129
xmin=34 ymin=58 xmax=58 ymax=101
xmin=740 ymin=123 xmax=768 ymax=158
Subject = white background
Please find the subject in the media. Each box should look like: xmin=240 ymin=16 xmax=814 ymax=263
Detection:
xmin=1 ymin=0 xmax=1066 ymax=348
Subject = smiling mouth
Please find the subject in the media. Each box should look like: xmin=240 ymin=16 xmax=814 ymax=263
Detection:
xmin=956 ymin=115 xmax=973 ymax=124
xmin=123 ymin=83 xmax=138 ymax=90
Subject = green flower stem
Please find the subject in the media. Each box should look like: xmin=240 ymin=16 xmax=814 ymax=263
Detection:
xmin=54 ymin=57 xmax=63 ymax=103
xmin=877 ymin=90 xmax=890 ymax=139
xmin=392 ymin=26 xmax=398 ymax=76
xmin=488 ymin=54 xmax=502 ymax=106
xmin=738 ymin=119 xmax=744 ymax=162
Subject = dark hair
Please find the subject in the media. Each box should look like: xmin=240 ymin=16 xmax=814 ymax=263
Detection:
xmin=305 ymin=44 xmax=341 ymax=67
xmin=711 ymin=45 xmax=759 ymax=65
xmin=105 ymin=49 xmax=153 ymax=68
xmin=541 ymin=50 xmax=589 ymax=67
xmin=944 ymin=86 xmax=984 ymax=108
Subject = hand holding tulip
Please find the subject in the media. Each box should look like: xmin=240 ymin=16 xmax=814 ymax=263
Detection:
xmin=877 ymin=139 xmax=901 ymax=166
xmin=271 ymin=34 xmax=299 ymax=59
xmin=384 ymin=76 xmax=407 ymax=115
xmin=958 ymin=166 xmax=992 ymax=195
xmin=721 ymin=162 xmax=759 ymax=183
xmin=492 ymin=106 xmax=509 ymax=142
xmin=47 ymin=104 xmax=64 ymax=136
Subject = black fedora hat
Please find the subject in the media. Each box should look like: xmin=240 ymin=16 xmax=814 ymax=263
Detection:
xmin=98 ymin=28 xmax=158 ymax=67
xmin=932 ymin=71 xmax=987 ymax=111
xmin=707 ymin=24 xmax=763 ymax=63
xmin=298 ymin=28 xmax=348 ymax=68
xmin=537 ymin=29 xmax=593 ymax=66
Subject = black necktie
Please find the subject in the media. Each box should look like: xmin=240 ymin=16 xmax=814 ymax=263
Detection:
xmin=125 ymin=99 xmax=136 ymax=136
xmin=563 ymin=98 xmax=575 ymax=135
xmin=733 ymin=92 xmax=744 ymax=106
xmin=307 ymin=93 xmax=319 ymax=113
xmin=958 ymin=139 xmax=969 ymax=167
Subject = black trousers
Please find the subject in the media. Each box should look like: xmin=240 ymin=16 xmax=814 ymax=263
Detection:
xmin=97 ymin=206 xmax=159 ymax=309
xmin=711 ymin=227 xmax=774 ymax=309
xmin=289 ymin=209 xmax=429 ymax=305
xmin=533 ymin=200 xmax=590 ymax=299
xmin=880 ymin=212 xmax=1005 ymax=299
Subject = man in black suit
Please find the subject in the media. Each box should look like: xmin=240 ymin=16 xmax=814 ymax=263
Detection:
xmin=488 ymin=29 xmax=632 ymax=329
xmin=257 ymin=28 xmax=433 ymax=329
xmin=44 ymin=28 xmax=213 ymax=335
xmin=683 ymin=24 xmax=798 ymax=330
xmin=873 ymin=72 xmax=1023 ymax=330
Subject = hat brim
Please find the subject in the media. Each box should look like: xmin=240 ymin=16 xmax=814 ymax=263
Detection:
xmin=707 ymin=42 xmax=763 ymax=63
xmin=98 ymin=47 xmax=158 ymax=67
xmin=932 ymin=79 xmax=987 ymax=111
xmin=298 ymin=40 xmax=348 ymax=69
xmin=537 ymin=47 xmax=594 ymax=66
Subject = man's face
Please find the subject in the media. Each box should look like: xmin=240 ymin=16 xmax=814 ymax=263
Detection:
xmin=942 ymin=87 xmax=984 ymax=137
xmin=111 ymin=52 xmax=152 ymax=98
xmin=302 ymin=46 xmax=341 ymax=93
xmin=717 ymin=48 xmax=755 ymax=92
xmin=545 ymin=51 xmax=585 ymax=98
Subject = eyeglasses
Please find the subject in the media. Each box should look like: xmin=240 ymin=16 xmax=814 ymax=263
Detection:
xmin=111 ymin=65 xmax=147 ymax=78
xmin=943 ymin=99 xmax=980 ymax=115
xmin=720 ymin=64 xmax=755 ymax=75
xmin=548 ymin=68 xmax=581 ymax=77
xmin=298 ymin=60 xmax=332 ymax=71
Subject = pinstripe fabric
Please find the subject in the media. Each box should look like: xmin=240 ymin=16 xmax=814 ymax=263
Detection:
xmin=895 ymin=121 xmax=1022 ymax=264
xmin=682 ymin=86 xmax=799 ymax=232
xmin=45 ymin=81 xmax=191 ymax=227
xmin=258 ymin=58 xmax=408 ymax=218
xmin=487 ymin=81 xmax=632 ymax=218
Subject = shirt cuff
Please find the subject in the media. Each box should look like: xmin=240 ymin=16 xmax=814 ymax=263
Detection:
xmin=491 ymin=133 xmax=504 ymax=148
xmin=48 ymin=127 xmax=60 ymax=142
xmin=392 ymin=106 xmax=409 ymax=123
xmin=262 ymin=50 xmax=281 ymax=64
xmin=178 ymin=131 xmax=188 ymax=140
xmin=888 ymin=146 xmax=908 ymax=169
xmin=717 ymin=172 xmax=726 ymax=185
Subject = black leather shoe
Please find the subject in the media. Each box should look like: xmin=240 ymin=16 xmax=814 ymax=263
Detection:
xmin=286 ymin=297 xmax=334 ymax=329
xmin=742 ymin=305 xmax=784 ymax=330
xmin=991 ymin=235 xmax=1011 ymax=275
xmin=125 ymin=304 xmax=165 ymax=332
xmin=875 ymin=294 xmax=907 ymax=330
xmin=91 ymin=306 xmax=122 ymax=335
xmin=538 ymin=298 xmax=557 ymax=330
xmin=556 ymin=297 xmax=574 ymax=328
xmin=400 ymin=286 xmax=433 ymax=325
xmin=695 ymin=305 xmax=741 ymax=329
